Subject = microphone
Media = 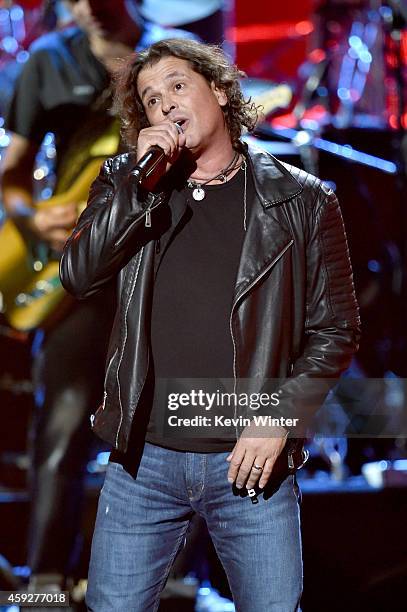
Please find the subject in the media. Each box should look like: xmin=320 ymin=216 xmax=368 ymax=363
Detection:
xmin=131 ymin=121 xmax=183 ymax=181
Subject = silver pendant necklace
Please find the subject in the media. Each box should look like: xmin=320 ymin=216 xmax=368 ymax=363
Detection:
xmin=191 ymin=186 xmax=206 ymax=201
xmin=187 ymin=152 xmax=239 ymax=201
xmin=188 ymin=160 xmax=248 ymax=231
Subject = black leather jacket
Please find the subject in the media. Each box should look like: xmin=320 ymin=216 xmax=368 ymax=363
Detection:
xmin=60 ymin=143 xmax=360 ymax=454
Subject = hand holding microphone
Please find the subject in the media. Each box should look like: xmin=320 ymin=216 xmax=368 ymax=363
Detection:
xmin=133 ymin=120 xmax=186 ymax=185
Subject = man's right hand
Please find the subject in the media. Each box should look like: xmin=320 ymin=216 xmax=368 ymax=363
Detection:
xmin=136 ymin=121 xmax=186 ymax=190
xmin=30 ymin=203 xmax=77 ymax=253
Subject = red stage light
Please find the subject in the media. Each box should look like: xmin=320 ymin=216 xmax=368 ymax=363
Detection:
xmin=309 ymin=48 xmax=327 ymax=64
xmin=227 ymin=20 xmax=314 ymax=44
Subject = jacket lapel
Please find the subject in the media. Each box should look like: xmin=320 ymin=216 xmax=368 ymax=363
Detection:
xmin=245 ymin=143 xmax=303 ymax=207
xmin=232 ymin=144 xmax=302 ymax=305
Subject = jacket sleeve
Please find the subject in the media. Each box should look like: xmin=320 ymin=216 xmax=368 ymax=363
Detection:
xmin=60 ymin=157 xmax=161 ymax=299
xmin=295 ymin=184 xmax=360 ymax=375
xmin=265 ymin=185 xmax=361 ymax=433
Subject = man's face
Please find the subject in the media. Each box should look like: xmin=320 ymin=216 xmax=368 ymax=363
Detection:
xmin=65 ymin=0 xmax=128 ymax=37
xmin=137 ymin=56 xmax=228 ymax=154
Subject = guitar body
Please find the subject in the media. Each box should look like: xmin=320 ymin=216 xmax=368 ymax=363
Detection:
xmin=0 ymin=120 xmax=120 ymax=331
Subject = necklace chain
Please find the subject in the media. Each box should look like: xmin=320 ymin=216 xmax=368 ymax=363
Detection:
xmin=188 ymin=151 xmax=240 ymax=187
xmin=187 ymin=151 xmax=244 ymax=201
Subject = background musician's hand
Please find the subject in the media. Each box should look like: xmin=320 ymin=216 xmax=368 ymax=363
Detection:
xmin=30 ymin=203 xmax=77 ymax=252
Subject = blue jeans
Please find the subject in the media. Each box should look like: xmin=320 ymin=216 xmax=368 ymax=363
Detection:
xmin=86 ymin=442 xmax=302 ymax=612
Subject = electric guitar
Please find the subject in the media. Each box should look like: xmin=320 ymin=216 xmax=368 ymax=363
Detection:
xmin=0 ymin=118 xmax=120 ymax=331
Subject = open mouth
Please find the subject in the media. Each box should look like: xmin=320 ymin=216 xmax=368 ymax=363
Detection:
xmin=175 ymin=119 xmax=188 ymax=132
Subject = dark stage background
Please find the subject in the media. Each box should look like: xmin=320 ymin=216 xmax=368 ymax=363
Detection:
xmin=1 ymin=1 xmax=407 ymax=611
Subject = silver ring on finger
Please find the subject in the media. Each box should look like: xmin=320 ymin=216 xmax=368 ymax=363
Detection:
xmin=252 ymin=464 xmax=263 ymax=472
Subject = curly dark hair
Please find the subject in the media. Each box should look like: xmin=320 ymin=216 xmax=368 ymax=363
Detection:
xmin=112 ymin=38 xmax=261 ymax=149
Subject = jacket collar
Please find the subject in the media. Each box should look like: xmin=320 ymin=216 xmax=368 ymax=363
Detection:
xmin=232 ymin=142 xmax=301 ymax=303
xmin=243 ymin=141 xmax=303 ymax=207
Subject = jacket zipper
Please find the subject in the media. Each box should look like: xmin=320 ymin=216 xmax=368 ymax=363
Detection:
xmin=229 ymin=239 xmax=294 ymax=439
xmin=143 ymin=193 xmax=164 ymax=227
xmin=114 ymin=194 xmax=164 ymax=248
xmin=101 ymin=347 xmax=119 ymax=411
xmin=111 ymin=193 xmax=163 ymax=442
xmin=90 ymin=347 xmax=118 ymax=427
xmin=114 ymin=246 xmax=145 ymax=448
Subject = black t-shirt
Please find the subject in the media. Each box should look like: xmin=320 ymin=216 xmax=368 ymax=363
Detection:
xmin=5 ymin=27 xmax=110 ymax=155
xmin=145 ymin=162 xmax=255 ymax=452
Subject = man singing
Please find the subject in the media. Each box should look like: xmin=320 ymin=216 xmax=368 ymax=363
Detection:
xmin=60 ymin=39 xmax=360 ymax=611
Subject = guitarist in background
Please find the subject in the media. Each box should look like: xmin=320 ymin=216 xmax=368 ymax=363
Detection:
xmin=1 ymin=0 xmax=194 ymax=594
